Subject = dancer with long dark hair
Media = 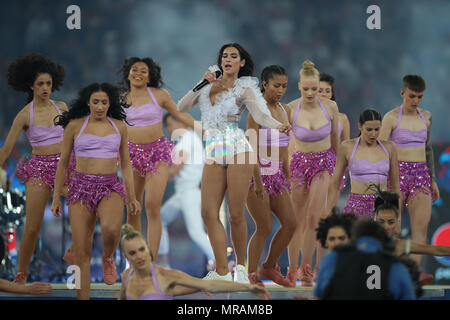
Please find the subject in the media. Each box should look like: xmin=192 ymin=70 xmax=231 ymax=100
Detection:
xmin=177 ymin=43 xmax=290 ymax=282
xmin=51 ymin=83 xmax=140 ymax=300
xmin=327 ymin=109 xmax=401 ymax=218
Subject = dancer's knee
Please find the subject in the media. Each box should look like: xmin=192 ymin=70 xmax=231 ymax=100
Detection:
xmin=255 ymin=220 xmax=273 ymax=239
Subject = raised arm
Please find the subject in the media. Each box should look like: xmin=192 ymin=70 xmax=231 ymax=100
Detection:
xmin=161 ymin=89 xmax=199 ymax=132
xmin=0 ymin=109 xmax=27 ymax=167
xmin=177 ymin=89 xmax=201 ymax=113
xmin=241 ymin=88 xmax=285 ymax=131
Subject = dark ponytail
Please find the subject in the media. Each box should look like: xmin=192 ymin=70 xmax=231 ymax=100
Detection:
xmin=54 ymin=82 xmax=128 ymax=128
xmin=358 ymin=108 xmax=382 ymax=136
xmin=260 ymin=65 xmax=287 ymax=93
xmin=369 ymin=184 xmax=400 ymax=218
xmin=217 ymin=43 xmax=255 ymax=78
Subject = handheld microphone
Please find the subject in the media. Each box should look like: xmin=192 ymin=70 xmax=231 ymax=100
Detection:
xmin=193 ymin=70 xmax=222 ymax=92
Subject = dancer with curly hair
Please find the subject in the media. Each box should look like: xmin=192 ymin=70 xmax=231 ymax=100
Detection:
xmin=327 ymin=109 xmax=401 ymax=218
xmin=118 ymin=57 xmax=198 ymax=259
xmin=315 ymin=210 xmax=357 ymax=251
xmin=0 ymin=54 xmax=72 ymax=284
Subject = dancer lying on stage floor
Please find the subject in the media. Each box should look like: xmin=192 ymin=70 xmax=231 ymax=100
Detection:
xmin=119 ymin=224 xmax=271 ymax=300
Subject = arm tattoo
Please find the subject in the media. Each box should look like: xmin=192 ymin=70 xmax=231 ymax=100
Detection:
xmin=425 ymin=114 xmax=436 ymax=182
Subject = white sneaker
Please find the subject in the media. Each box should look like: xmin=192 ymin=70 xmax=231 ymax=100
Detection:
xmin=233 ymin=264 xmax=250 ymax=283
xmin=203 ymin=270 xmax=233 ymax=281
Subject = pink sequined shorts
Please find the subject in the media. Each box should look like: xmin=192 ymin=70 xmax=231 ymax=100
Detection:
xmin=343 ymin=193 xmax=377 ymax=218
xmin=128 ymin=137 xmax=174 ymax=177
xmin=398 ymin=161 xmax=432 ymax=205
xmin=67 ymin=171 xmax=126 ymax=215
xmin=250 ymin=158 xmax=291 ymax=196
xmin=16 ymin=153 xmax=76 ymax=190
xmin=290 ymin=148 xmax=336 ymax=192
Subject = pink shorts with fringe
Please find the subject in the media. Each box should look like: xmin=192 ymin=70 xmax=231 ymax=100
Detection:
xmin=128 ymin=137 xmax=174 ymax=177
xmin=289 ymin=148 xmax=336 ymax=192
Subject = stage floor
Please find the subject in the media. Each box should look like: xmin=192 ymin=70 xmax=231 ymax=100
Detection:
xmin=1 ymin=282 xmax=449 ymax=300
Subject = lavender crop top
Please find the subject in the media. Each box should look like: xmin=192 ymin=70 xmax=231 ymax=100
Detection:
xmin=25 ymin=101 xmax=64 ymax=147
xmin=292 ymin=98 xmax=331 ymax=143
xmin=258 ymin=103 xmax=291 ymax=147
xmin=125 ymin=264 xmax=173 ymax=300
xmin=124 ymin=87 xmax=163 ymax=127
xmin=349 ymin=137 xmax=390 ymax=183
xmin=73 ymin=115 xmax=121 ymax=158
xmin=390 ymin=104 xmax=428 ymax=149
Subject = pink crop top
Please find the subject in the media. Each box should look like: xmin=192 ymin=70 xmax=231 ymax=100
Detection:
xmin=125 ymin=264 xmax=173 ymax=300
xmin=390 ymin=104 xmax=428 ymax=149
xmin=124 ymin=87 xmax=163 ymax=127
xmin=25 ymin=100 xmax=64 ymax=147
xmin=349 ymin=137 xmax=390 ymax=183
xmin=73 ymin=115 xmax=121 ymax=158
xmin=258 ymin=103 xmax=291 ymax=147
xmin=292 ymin=98 xmax=331 ymax=143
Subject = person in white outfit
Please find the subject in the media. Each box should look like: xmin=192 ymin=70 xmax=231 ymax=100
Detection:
xmin=159 ymin=113 xmax=215 ymax=273
xmin=177 ymin=43 xmax=291 ymax=283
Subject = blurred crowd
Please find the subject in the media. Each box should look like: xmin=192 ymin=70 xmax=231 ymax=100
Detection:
xmin=1 ymin=0 xmax=448 ymax=149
